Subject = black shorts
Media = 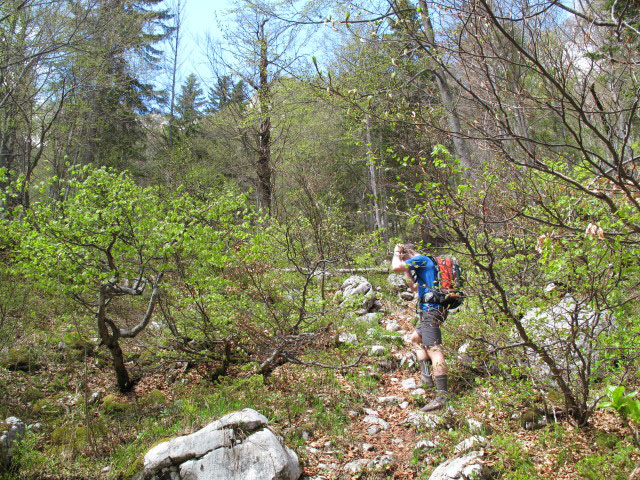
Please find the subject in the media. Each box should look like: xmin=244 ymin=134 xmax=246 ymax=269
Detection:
xmin=416 ymin=308 xmax=447 ymax=347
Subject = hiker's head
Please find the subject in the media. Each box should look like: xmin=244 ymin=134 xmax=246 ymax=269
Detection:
xmin=398 ymin=243 xmax=418 ymax=259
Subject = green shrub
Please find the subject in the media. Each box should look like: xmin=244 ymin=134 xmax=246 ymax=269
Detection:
xmin=23 ymin=387 xmax=44 ymax=403
xmin=575 ymin=443 xmax=637 ymax=480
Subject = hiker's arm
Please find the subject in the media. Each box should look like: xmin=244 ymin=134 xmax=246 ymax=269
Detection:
xmin=392 ymin=244 xmax=408 ymax=273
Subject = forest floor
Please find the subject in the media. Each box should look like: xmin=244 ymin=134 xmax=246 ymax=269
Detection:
xmin=294 ymin=303 xmax=640 ymax=479
xmin=1 ymin=292 xmax=639 ymax=479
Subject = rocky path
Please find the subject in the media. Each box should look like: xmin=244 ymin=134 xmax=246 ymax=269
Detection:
xmin=302 ymin=306 xmax=440 ymax=479
xmin=300 ymin=288 xmax=490 ymax=480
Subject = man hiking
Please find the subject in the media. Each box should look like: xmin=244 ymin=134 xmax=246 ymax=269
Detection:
xmin=392 ymin=243 xmax=450 ymax=411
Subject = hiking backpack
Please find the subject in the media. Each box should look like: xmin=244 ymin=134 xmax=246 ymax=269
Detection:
xmin=422 ymin=255 xmax=465 ymax=310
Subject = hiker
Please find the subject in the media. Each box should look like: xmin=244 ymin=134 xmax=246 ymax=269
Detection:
xmin=392 ymin=243 xmax=449 ymax=411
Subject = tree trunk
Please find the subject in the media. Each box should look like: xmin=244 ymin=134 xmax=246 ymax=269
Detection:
xmin=417 ymin=0 xmax=472 ymax=170
xmin=108 ymin=341 xmax=132 ymax=392
xmin=365 ymin=115 xmax=384 ymax=231
xmin=97 ymin=288 xmax=132 ymax=392
xmin=256 ymin=21 xmax=272 ymax=213
xmin=167 ymin=0 xmax=183 ymax=149
xmin=0 ymin=133 xmax=14 ymax=217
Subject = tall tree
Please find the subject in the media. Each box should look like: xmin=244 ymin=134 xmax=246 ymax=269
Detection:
xmin=175 ymin=73 xmax=205 ymax=132
xmin=166 ymin=0 xmax=186 ymax=148
xmin=207 ymin=0 xmax=304 ymax=213
xmin=207 ymin=75 xmax=247 ymax=112
xmin=0 ymin=0 xmax=81 ymax=211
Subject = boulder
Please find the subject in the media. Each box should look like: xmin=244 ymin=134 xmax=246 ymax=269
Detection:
xmin=428 ymin=451 xmax=488 ymax=480
xmin=337 ymin=333 xmax=358 ymax=345
xmin=1 ymin=417 xmax=26 ymax=469
xmin=339 ymin=276 xmax=376 ymax=312
xmin=453 ymin=436 xmax=488 ymax=454
xmin=387 ymin=274 xmax=407 ymax=293
xmin=519 ymin=294 xmax=615 ymax=383
xmin=138 ymin=409 xmax=300 ymax=480
xmin=370 ymin=345 xmax=386 ymax=356
xmin=405 ymin=412 xmax=442 ymax=429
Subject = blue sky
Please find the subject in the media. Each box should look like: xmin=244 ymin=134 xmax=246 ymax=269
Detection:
xmin=172 ymin=0 xmax=235 ymax=83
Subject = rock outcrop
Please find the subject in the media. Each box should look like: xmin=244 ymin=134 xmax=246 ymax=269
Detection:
xmin=519 ymin=293 xmax=615 ymax=382
xmin=387 ymin=273 xmax=407 ymax=293
xmin=138 ymin=409 xmax=300 ymax=480
xmin=0 ymin=417 xmax=26 ymax=469
xmin=428 ymin=451 xmax=488 ymax=480
xmin=338 ymin=276 xmax=377 ymax=312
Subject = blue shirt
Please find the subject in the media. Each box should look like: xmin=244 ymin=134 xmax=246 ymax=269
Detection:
xmin=405 ymin=255 xmax=439 ymax=311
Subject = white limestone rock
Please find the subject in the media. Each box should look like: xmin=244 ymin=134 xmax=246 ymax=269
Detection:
xmin=0 ymin=417 xmax=26 ymax=468
xmin=343 ymin=459 xmax=369 ymax=474
xmin=428 ymin=451 xmax=488 ymax=480
xmin=406 ymin=412 xmax=442 ymax=429
xmin=400 ymin=291 xmax=414 ymax=301
xmin=363 ymin=415 xmax=389 ymax=430
xmin=454 ymin=436 xmax=488 ymax=454
xmin=338 ymin=333 xmax=358 ymax=345
xmin=371 ymin=345 xmax=386 ymax=356
xmin=139 ymin=409 xmax=300 ymax=480
xmin=385 ymin=321 xmax=401 ymax=332
xmin=387 ymin=273 xmax=407 ymax=293
xmin=339 ymin=276 xmax=377 ymax=312
xmin=401 ymin=378 xmax=417 ymax=390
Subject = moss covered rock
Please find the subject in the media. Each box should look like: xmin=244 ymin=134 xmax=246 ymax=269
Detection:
xmin=1 ymin=347 xmax=40 ymax=372
xmin=102 ymin=394 xmax=134 ymax=415
xmin=141 ymin=389 xmax=166 ymax=407
xmin=32 ymin=398 xmax=64 ymax=416
xmin=62 ymin=332 xmax=95 ymax=360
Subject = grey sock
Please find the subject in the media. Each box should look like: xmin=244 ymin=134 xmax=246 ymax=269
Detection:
xmin=419 ymin=360 xmax=434 ymax=388
xmin=434 ymin=375 xmax=448 ymax=395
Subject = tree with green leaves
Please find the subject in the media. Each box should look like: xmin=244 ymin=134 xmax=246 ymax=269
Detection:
xmin=16 ymin=166 xmax=187 ymax=390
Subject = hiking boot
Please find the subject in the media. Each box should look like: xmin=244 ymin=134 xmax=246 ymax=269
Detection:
xmin=420 ymin=395 xmax=447 ymax=412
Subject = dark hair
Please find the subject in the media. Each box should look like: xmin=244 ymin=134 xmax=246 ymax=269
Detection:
xmin=403 ymin=243 xmax=417 ymax=252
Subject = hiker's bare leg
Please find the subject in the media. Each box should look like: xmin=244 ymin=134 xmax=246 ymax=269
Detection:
xmin=427 ymin=345 xmax=447 ymax=377
xmin=420 ymin=344 xmax=448 ymax=411
xmin=411 ymin=330 xmax=428 ymax=360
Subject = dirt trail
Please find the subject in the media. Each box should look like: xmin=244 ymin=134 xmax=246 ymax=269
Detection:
xmin=304 ymin=306 xmax=434 ymax=479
